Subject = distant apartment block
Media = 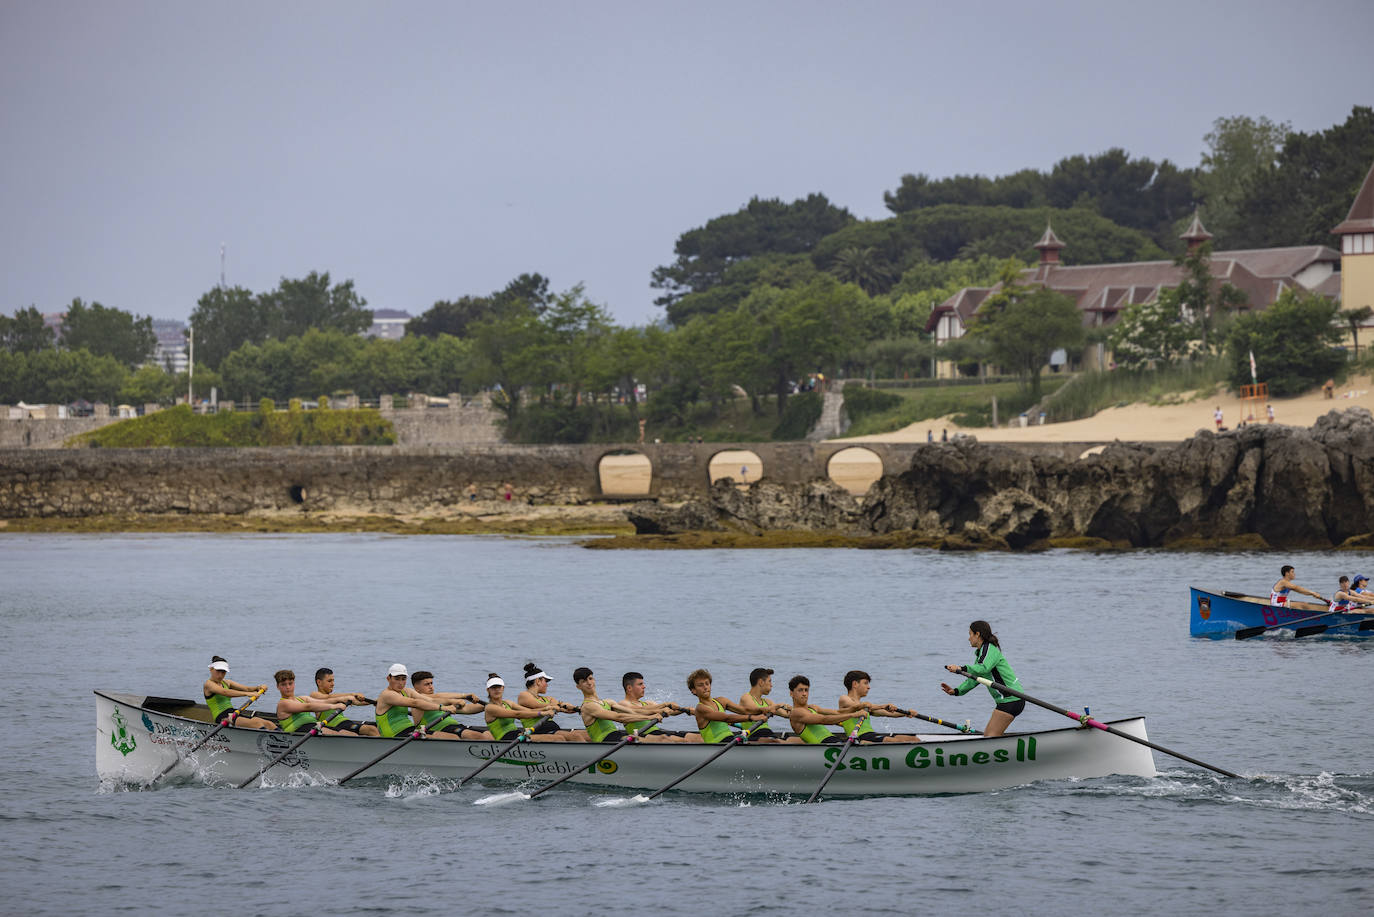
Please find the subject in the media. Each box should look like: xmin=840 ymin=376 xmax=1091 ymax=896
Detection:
xmin=151 ymin=318 xmax=188 ymax=373
xmin=367 ymin=309 xmax=411 ymax=340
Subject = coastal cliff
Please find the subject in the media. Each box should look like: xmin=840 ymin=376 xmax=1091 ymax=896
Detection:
xmin=625 ymin=408 xmax=1374 ymax=549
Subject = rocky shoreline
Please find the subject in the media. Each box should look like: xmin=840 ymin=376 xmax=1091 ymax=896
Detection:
xmin=624 ymin=408 xmax=1374 ymax=550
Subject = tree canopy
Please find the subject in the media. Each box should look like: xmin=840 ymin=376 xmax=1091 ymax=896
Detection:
xmin=1225 ymin=289 xmax=1345 ymax=396
xmin=58 ymin=298 xmax=156 ymax=368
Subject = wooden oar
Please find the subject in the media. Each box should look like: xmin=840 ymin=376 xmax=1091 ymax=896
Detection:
xmin=146 ymin=687 xmax=267 ymax=786
xmin=1295 ymin=615 xmax=1374 ymax=638
xmin=952 ymin=668 xmax=1239 ymax=779
xmin=236 ymin=724 xmax=322 ymax=788
xmin=804 ymin=727 xmax=860 ymax=804
xmin=336 ymin=725 xmax=426 ymax=785
xmin=456 ymin=714 xmax=554 ymax=788
xmin=527 ymin=733 xmax=638 ymax=800
xmin=641 ymin=733 xmax=747 ymax=801
xmin=896 ymin=708 xmax=981 ymax=734
xmin=1236 ymin=606 xmax=1339 ymax=640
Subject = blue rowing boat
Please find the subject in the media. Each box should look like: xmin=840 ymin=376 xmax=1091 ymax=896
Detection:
xmin=1189 ymin=587 xmax=1374 ymax=637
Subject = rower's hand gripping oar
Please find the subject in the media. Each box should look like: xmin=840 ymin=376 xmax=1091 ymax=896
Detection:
xmin=896 ymin=708 xmax=981 ymax=735
xmin=1236 ymin=605 xmax=1339 ymax=640
xmin=336 ymin=725 xmax=427 ymax=785
xmin=526 ymin=731 xmax=639 ymax=800
xmin=147 ymin=686 xmax=267 ymax=787
xmin=236 ymin=724 xmax=324 ymax=789
xmin=641 ymin=732 xmax=748 ymax=802
xmin=803 ymin=727 xmax=861 ymax=804
xmin=457 ymin=714 xmax=555 ymax=788
xmin=951 ymin=668 xmax=1239 ymax=779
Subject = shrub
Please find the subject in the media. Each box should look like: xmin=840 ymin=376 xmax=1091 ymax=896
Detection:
xmin=772 ymin=392 xmax=822 ymax=440
xmin=842 ymin=386 xmax=901 ymax=419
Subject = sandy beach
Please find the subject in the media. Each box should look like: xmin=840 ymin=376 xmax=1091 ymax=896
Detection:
xmin=838 ymin=374 xmax=1374 ymax=444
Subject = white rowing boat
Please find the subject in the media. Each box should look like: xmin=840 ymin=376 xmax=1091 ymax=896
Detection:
xmin=97 ymin=690 xmax=1157 ymax=796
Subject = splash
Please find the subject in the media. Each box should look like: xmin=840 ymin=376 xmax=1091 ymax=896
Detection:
xmin=593 ymin=794 xmax=650 ymax=808
xmin=472 ymin=791 xmax=530 ymax=806
xmin=382 ymin=773 xmax=455 ymax=800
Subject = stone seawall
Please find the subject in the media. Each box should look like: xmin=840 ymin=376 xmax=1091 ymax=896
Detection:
xmin=0 ymin=440 xmax=1105 ymax=518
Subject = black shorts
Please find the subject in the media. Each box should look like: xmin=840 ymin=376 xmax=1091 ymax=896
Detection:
xmin=855 ymin=732 xmax=885 ymax=743
xmin=599 ymin=730 xmax=629 ymax=743
xmin=330 ymin=719 xmax=362 ymax=733
xmin=746 ymin=726 xmax=777 ymax=739
xmin=817 ymin=734 xmax=845 ymax=745
xmin=995 ymin=700 xmax=1025 ymax=717
xmin=215 ymin=712 xmax=235 ymax=725
xmin=531 ymin=720 xmax=561 ymax=735
xmin=389 ymin=725 xmax=420 ymax=739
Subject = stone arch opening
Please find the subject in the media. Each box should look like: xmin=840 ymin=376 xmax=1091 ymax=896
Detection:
xmin=826 ymin=447 xmax=884 ymax=495
xmin=288 ymin=485 xmax=307 ymax=504
xmin=598 ymin=451 xmax=653 ymax=497
xmin=708 ymin=449 xmax=763 ymax=489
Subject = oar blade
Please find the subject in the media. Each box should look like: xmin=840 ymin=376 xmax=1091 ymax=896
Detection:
xmin=1234 ymin=625 xmax=1267 ymax=640
xmin=1293 ymin=623 xmax=1329 ymax=638
xmin=1359 ymin=620 xmax=1374 ymax=631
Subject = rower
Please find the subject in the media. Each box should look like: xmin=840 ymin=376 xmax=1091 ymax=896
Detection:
xmin=203 ymin=657 xmax=275 ymax=730
xmin=736 ymin=667 xmax=791 ymax=743
xmin=409 ymin=670 xmax=490 ymax=740
xmin=1329 ymin=576 xmax=1374 ymax=615
xmin=1271 ymin=565 xmax=1325 ymax=607
xmin=621 ymin=671 xmax=699 ymax=742
xmin=374 ymin=663 xmax=459 ymax=739
xmin=687 ymin=668 xmax=767 ymax=744
xmin=835 ymin=670 xmax=922 ymax=743
xmin=310 ymin=667 xmax=378 ymax=736
xmin=274 ymin=670 xmax=355 ymax=736
xmin=786 ymin=675 xmax=852 ymax=744
xmin=516 ymin=662 xmax=589 ymax=741
xmin=573 ymin=667 xmax=676 ymax=742
xmin=1352 ymin=574 xmax=1370 ymax=596
xmin=483 ymin=674 xmax=568 ymax=742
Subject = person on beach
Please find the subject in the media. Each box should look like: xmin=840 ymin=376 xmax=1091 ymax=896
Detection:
xmin=273 ymin=670 xmax=355 ymax=735
xmin=517 ymin=662 xmax=590 ymax=741
xmin=1214 ymin=406 xmax=1223 ymax=431
xmin=941 ymin=620 xmax=1024 ymax=738
xmin=1329 ymin=576 xmax=1374 ymax=615
xmin=688 ymin=668 xmax=768 ymax=744
xmin=203 ymin=658 xmax=275 ymax=730
xmin=1266 ymin=404 xmax=1275 ymax=423
xmin=483 ymin=674 xmax=568 ymax=742
xmin=621 ymin=672 xmax=699 ymax=742
xmin=786 ymin=675 xmax=857 ymax=744
xmin=736 ymin=667 xmax=791 ymax=742
xmin=409 ymin=670 xmax=490 ymax=740
xmin=1270 ymin=565 xmax=1326 ymax=607
xmin=310 ymin=667 xmax=377 ymax=736
xmin=374 ymin=663 xmax=462 ymax=739
xmin=836 ymin=671 xmax=922 ymax=743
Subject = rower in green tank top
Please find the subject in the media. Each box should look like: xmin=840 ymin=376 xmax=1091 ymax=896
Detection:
xmin=309 ymin=667 xmax=378 ymax=736
xmin=687 ymin=668 xmax=767 ymax=744
xmin=482 ymin=675 xmax=569 ymax=742
xmin=202 ymin=657 xmax=275 ymax=730
xmin=785 ymin=675 xmax=851 ymax=745
xmin=572 ymin=667 xmax=681 ymax=743
xmin=736 ymin=667 xmax=791 ymax=743
xmin=374 ymin=663 xmax=458 ymax=739
xmin=272 ymin=669 xmax=354 ymax=735
xmin=409 ymin=670 xmax=490 ymax=740
xmin=620 ymin=671 xmax=699 ymax=742
xmin=517 ymin=663 xmax=590 ymax=741
xmin=836 ymin=670 xmax=922 ymax=743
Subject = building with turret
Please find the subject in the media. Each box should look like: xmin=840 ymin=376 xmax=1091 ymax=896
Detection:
xmin=1331 ymin=160 xmax=1374 ymax=350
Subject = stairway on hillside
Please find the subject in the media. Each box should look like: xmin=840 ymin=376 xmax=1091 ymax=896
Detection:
xmin=806 ymin=380 xmax=850 ymax=441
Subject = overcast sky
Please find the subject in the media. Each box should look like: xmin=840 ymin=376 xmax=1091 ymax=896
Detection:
xmin=3 ymin=1 xmax=1372 ymax=329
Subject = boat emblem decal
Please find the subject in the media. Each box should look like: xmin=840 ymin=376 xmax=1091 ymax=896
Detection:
xmin=1198 ymin=597 xmax=1211 ymax=620
xmin=256 ymin=732 xmax=310 ymax=769
xmin=110 ymin=708 xmax=138 ymax=757
xmin=595 ymin=760 xmax=618 ymax=775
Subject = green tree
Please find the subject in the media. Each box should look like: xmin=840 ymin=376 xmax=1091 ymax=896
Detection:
xmin=1225 ymin=289 xmax=1345 ymax=395
xmin=1194 ymin=115 xmax=1291 ymax=244
xmin=829 ymin=246 xmax=891 ymax=294
xmin=1171 ymin=243 xmax=1248 ymax=352
xmin=189 ymin=285 xmax=269 ymax=370
xmin=970 ymin=274 xmax=1084 ymax=400
xmin=1340 ymin=305 xmax=1374 ymax=359
xmin=120 ymin=365 xmax=177 ymax=405
xmin=263 ymin=271 xmax=372 ymax=340
xmin=1 ymin=306 xmax=56 ymax=353
xmin=58 ymin=298 xmax=156 ymax=368
xmin=1107 ymin=291 xmax=1193 ymax=370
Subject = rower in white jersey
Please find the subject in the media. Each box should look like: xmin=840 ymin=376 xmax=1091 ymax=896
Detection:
xmin=1270 ymin=564 xmax=1325 ymax=607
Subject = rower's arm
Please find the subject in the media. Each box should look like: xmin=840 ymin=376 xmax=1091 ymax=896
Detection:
xmin=484 ymin=701 xmax=548 ymax=720
xmin=696 ymin=701 xmax=757 ymax=724
xmin=717 ymin=697 xmax=754 ymax=716
xmin=205 ymin=681 xmax=254 ymax=699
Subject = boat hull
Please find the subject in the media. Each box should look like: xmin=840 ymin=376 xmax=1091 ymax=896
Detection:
xmin=1190 ymin=587 xmax=1371 ymax=637
xmin=97 ymin=691 xmax=1157 ymax=796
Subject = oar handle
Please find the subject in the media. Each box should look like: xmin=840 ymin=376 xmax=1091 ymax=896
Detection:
xmin=898 ymin=708 xmax=981 ymax=734
xmin=950 ymin=668 xmax=1239 ymax=779
xmin=233 ymin=686 xmax=268 ymax=715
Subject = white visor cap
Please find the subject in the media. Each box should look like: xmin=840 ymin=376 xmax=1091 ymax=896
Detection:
xmin=485 ymin=676 xmax=505 ymax=689
xmin=387 ymin=663 xmax=408 ymax=678
xmin=209 ymin=661 xmax=229 ymax=673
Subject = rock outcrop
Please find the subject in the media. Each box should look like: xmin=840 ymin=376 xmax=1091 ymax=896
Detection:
xmin=627 ymin=408 xmax=1374 ymax=549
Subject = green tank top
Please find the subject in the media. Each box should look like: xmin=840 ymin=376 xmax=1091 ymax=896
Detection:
xmin=586 ymin=700 xmax=623 ymax=742
xmin=421 ymin=707 xmax=461 ymax=732
xmin=321 ymin=706 xmax=349 ymax=728
xmin=377 ymin=703 xmax=415 ymax=738
xmin=797 ymin=707 xmax=837 ymax=744
xmin=626 ymin=699 xmax=661 ymax=736
xmin=521 ymin=694 xmax=554 ymax=730
xmin=488 ymin=700 xmax=522 ymax=740
xmin=279 ymin=698 xmax=319 ymax=734
xmin=739 ymin=694 xmax=771 ymax=735
xmin=205 ymin=689 xmax=234 ymax=721
xmin=839 ymin=707 xmax=872 ymax=736
xmin=699 ymin=698 xmax=736 ymax=744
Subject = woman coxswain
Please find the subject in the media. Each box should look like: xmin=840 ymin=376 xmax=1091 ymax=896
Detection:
xmin=203 ymin=657 xmax=275 ymax=730
xmin=941 ymin=620 xmax=1024 ymax=738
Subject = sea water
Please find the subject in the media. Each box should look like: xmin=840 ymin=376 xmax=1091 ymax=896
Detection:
xmin=1 ymin=533 xmax=1370 ymax=916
